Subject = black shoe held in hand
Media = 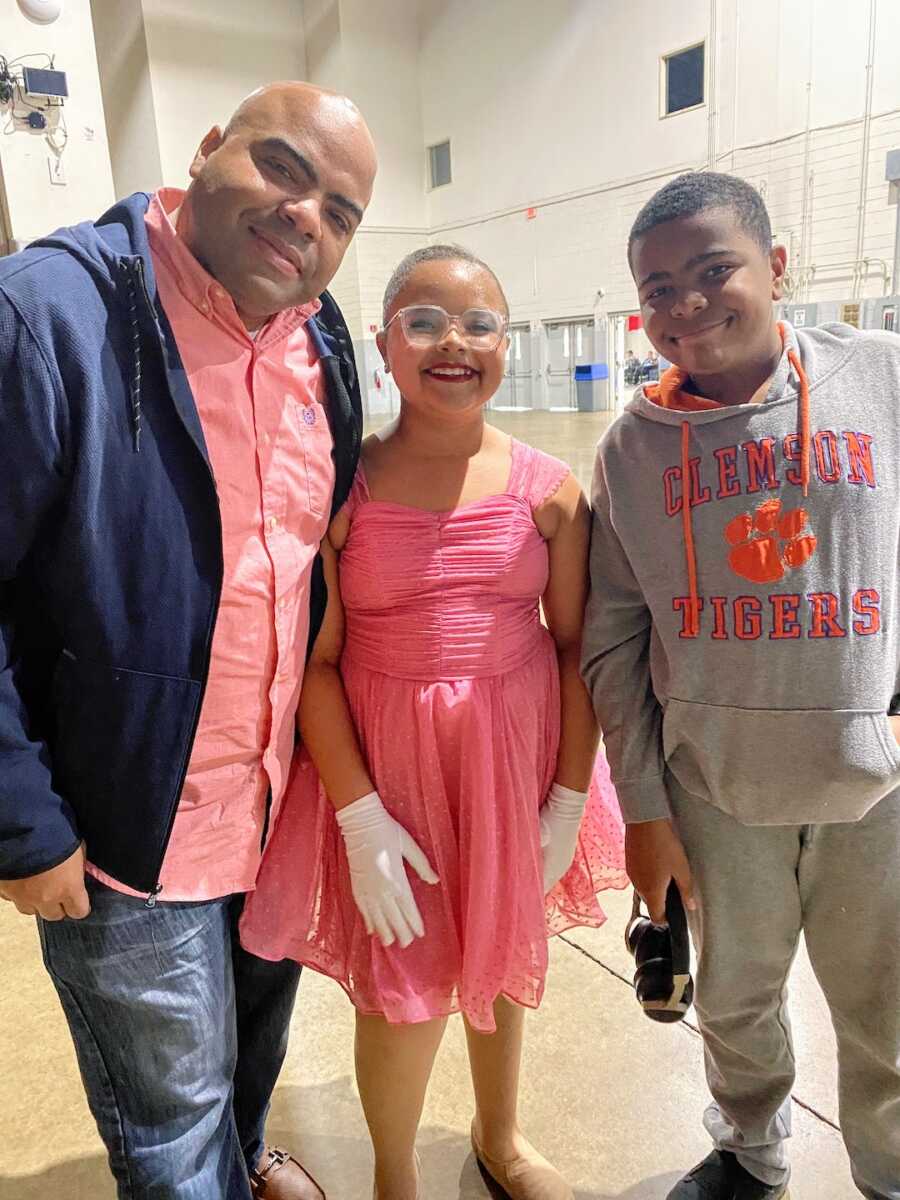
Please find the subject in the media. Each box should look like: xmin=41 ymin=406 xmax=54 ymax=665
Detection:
xmin=625 ymin=881 xmax=694 ymax=1023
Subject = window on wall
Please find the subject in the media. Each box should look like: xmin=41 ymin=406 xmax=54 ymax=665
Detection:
xmin=663 ymin=42 xmax=705 ymax=116
xmin=428 ymin=140 xmax=452 ymax=189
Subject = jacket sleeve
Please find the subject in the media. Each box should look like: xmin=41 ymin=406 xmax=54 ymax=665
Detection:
xmin=580 ymin=447 xmax=669 ymax=823
xmin=0 ymin=289 xmax=80 ymax=879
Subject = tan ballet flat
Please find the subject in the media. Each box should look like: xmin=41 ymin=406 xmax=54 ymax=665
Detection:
xmin=470 ymin=1124 xmax=573 ymax=1200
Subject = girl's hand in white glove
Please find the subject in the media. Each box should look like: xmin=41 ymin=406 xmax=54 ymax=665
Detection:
xmin=539 ymin=781 xmax=588 ymax=894
xmin=335 ymin=792 xmax=439 ymax=948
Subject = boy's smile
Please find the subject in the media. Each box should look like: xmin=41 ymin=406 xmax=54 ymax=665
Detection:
xmin=631 ymin=208 xmax=787 ymax=403
xmin=669 ymin=317 xmax=732 ymax=345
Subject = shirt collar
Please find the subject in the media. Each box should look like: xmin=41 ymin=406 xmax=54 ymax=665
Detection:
xmin=145 ymin=187 xmax=322 ymax=343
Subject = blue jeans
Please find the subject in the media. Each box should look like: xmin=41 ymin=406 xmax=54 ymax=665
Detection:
xmin=38 ymin=875 xmax=302 ymax=1200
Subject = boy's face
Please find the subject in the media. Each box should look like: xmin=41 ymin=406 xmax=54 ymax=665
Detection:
xmin=631 ymin=207 xmax=786 ymax=380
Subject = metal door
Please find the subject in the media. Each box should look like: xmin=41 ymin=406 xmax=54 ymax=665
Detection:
xmin=545 ymin=319 xmax=594 ymax=409
xmin=500 ymin=324 xmax=533 ymax=408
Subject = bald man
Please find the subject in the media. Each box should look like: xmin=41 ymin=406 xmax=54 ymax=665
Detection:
xmin=0 ymin=84 xmax=377 ymax=1199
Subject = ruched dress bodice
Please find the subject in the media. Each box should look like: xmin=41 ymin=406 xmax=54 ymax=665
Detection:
xmin=340 ymin=489 xmax=552 ymax=681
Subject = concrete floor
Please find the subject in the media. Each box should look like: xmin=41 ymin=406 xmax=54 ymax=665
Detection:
xmin=0 ymin=412 xmax=858 ymax=1199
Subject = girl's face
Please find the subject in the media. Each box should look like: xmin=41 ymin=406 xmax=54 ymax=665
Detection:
xmin=377 ymin=259 xmax=508 ymax=420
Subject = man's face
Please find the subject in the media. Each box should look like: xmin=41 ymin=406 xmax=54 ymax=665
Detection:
xmin=182 ymin=89 xmax=376 ymax=328
xmin=631 ymin=207 xmax=786 ymax=380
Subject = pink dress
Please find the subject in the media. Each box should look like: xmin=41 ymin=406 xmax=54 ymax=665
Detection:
xmin=240 ymin=439 xmax=628 ymax=1032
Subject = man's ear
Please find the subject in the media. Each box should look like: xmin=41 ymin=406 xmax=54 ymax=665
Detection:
xmin=189 ymin=126 xmax=225 ymax=181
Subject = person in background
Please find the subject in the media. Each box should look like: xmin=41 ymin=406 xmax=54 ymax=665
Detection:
xmin=640 ymin=349 xmax=659 ymax=382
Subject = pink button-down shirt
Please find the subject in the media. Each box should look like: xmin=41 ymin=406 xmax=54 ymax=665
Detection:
xmin=87 ymin=188 xmax=335 ymax=901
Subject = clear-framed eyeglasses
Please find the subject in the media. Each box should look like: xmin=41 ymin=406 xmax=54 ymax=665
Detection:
xmin=383 ymin=305 xmax=508 ymax=351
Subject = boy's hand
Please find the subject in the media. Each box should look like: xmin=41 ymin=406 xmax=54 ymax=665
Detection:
xmin=626 ymin=818 xmax=697 ymax=925
xmin=0 ymin=843 xmax=90 ymax=921
xmin=890 ymin=714 xmax=900 ymax=746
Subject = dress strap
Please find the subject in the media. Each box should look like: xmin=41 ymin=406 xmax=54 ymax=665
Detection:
xmin=339 ymin=462 xmax=370 ymax=521
xmin=506 ymin=438 xmax=571 ymax=508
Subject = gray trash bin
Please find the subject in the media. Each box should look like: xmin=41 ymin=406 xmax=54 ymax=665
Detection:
xmin=574 ymin=363 xmax=610 ymax=411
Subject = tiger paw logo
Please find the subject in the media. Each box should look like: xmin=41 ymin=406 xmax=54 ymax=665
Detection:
xmin=724 ymin=498 xmax=817 ymax=584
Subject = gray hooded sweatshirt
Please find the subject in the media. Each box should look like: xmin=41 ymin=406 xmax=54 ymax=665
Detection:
xmin=581 ymin=322 xmax=900 ymax=825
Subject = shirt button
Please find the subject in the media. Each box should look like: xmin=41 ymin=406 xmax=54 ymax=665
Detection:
xmin=267 ymin=516 xmax=279 ymax=532
xmin=278 ymin=597 xmax=288 ymax=611
xmin=199 ymin=300 xmax=210 ymax=314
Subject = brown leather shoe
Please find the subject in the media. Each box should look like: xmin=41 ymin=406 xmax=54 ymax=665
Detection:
xmin=250 ymin=1146 xmax=326 ymax=1200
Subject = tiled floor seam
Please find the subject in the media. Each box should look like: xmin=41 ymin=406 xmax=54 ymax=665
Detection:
xmin=556 ymin=932 xmax=843 ymax=1135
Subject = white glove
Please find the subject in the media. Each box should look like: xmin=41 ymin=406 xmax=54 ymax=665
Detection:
xmin=335 ymin=792 xmax=439 ymax=948
xmin=539 ymin=782 xmax=588 ymax=894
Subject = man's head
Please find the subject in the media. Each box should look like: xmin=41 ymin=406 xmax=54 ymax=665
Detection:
xmin=178 ymin=82 xmax=377 ymax=329
xmin=628 ymin=171 xmax=786 ymax=381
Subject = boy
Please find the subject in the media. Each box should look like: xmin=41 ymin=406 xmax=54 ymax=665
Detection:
xmin=581 ymin=171 xmax=900 ymax=1200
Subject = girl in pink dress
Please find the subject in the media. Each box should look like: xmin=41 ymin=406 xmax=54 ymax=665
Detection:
xmin=241 ymin=246 xmax=627 ymax=1200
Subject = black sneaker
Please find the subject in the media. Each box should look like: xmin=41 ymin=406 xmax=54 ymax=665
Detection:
xmin=625 ymin=882 xmax=694 ymax=1022
xmin=666 ymin=1151 xmax=789 ymax=1199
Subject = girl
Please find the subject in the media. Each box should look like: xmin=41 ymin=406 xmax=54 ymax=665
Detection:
xmin=241 ymin=246 xmax=627 ymax=1200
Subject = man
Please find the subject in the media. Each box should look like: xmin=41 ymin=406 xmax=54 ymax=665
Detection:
xmin=623 ymin=348 xmax=641 ymax=386
xmin=0 ymin=82 xmax=377 ymax=1199
xmin=640 ymin=349 xmax=659 ymax=382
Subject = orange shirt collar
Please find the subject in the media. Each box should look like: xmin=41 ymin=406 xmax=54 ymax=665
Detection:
xmin=643 ymin=365 xmax=726 ymax=412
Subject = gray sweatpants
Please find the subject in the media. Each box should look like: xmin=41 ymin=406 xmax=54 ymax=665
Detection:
xmin=669 ymin=778 xmax=900 ymax=1200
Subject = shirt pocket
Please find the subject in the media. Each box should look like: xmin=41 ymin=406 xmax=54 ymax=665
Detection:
xmin=291 ymin=397 xmax=335 ymax=520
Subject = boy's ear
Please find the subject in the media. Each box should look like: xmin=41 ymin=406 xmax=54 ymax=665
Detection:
xmin=769 ymin=244 xmax=788 ymax=302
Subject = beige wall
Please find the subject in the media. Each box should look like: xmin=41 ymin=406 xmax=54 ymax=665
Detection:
xmin=92 ymin=0 xmax=309 ymax=202
xmin=418 ymin=0 xmax=900 ymax=321
xmin=90 ymin=0 xmax=162 ymax=198
xmin=140 ymin=0 xmax=307 ymax=188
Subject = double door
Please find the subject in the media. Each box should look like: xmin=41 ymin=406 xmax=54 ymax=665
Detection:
xmin=545 ymin=319 xmax=594 ymax=410
xmin=493 ymin=324 xmax=534 ymax=409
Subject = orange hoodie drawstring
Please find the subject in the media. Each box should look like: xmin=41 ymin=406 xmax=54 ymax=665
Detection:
xmin=680 ymin=420 xmax=700 ymax=637
xmin=675 ymin=323 xmax=812 ymax=638
xmin=783 ymin=342 xmax=812 ymax=498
